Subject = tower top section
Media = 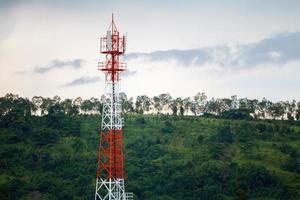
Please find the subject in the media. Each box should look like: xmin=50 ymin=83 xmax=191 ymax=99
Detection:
xmin=98 ymin=14 xmax=127 ymax=82
xmin=100 ymin=13 xmax=126 ymax=55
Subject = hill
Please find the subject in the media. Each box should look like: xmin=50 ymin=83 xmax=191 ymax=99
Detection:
xmin=1 ymin=111 xmax=300 ymax=199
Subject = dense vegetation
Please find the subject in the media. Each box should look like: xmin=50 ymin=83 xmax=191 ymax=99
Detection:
xmin=1 ymin=94 xmax=300 ymax=199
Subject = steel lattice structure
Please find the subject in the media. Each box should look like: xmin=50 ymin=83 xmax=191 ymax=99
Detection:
xmin=95 ymin=14 xmax=132 ymax=200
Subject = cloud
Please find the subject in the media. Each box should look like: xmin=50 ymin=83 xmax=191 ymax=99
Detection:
xmin=122 ymin=69 xmax=137 ymax=77
xmin=236 ymin=31 xmax=300 ymax=66
xmin=125 ymin=49 xmax=212 ymax=66
xmin=125 ymin=31 xmax=300 ymax=69
xmin=63 ymin=76 xmax=100 ymax=87
xmin=34 ymin=59 xmax=84 ymax=74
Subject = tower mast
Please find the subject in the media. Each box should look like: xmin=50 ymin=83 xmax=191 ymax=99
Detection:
xmin=95 ymin=14 xmax=132 ymax=200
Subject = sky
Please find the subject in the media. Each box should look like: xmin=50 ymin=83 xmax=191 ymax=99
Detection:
xmin=0 ymin=0 xmax=300 ymax=101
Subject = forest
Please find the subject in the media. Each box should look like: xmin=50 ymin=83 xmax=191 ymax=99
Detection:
xmin=0 ymin=93 xmax=300 ymax=199
xmin=1 ymin=93 xmax=299 ymax=120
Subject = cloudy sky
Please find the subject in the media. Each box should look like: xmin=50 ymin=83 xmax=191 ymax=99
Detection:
xmin=0 ymin=0 xmax=300 ymax=101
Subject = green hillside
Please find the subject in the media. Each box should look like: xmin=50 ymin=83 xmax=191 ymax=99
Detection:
xmin=1 ymin=111 xmax=300 ymax=199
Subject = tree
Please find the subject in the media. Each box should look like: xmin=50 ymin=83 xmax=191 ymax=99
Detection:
xmin=231 ymin=95 xmax=239 ymax=110
xmin=296 ymin=101 xmax=300 ymax=120
xmin=170 ymin=97 xmax=183 ymax=116
xmin=206 ymin=98 xmax=220 ymax=115
xmin=119 ymin=92 xmax=134 ymax=113
xmin=0 ymin=94 xmax=32 ymax=116
xmin=0 ymin=94 xmax=14 ymax=115
xmin=153 ymin=96 xmax=162 ymax=114
xmin=190 ymin=101 xmax=197 ymax=116
xmin=119 ymin=92 xmax=128 ymax=113
xmin=193 ymin=92 xmax=207 ymax=115
xmin=269 ymin=101 xmax=285 ymax=120
xmin=31 ymin=96 xmax=43 ymax=115
xmin=158 ymin=93 xmax=172 ymax=114
xmin=215 ymin=98 xmax=227 ymax=114
xmin=286 ymin=100 xmax=296 ymax=120
xmin=179 ymin=106 xmax=184 ymax=116
xmin=40 ymin=97 xmax=54 ymax=115
xmin=90 ymin=97 xmax=102 ymax=114
xmin=140 ymin=95 xmax=152 ymax=113
xmin=170 ymin=101 xmax=178 ymax=116
xmin=135 ymin=96 xmax=143 ymax=114
xmin=48 ymin=103 xmax=64 ymax=115
xmin=81 ymin=99 xmax=94 ymax=114
xmin=73 ymin=97 xmax=82 ymax=108
xmin=11 ymin=95 xmax=32 ymax=117
xmin=248 ymin=99 xmax=259 ymax=119
xmin=221 ymin=98 xmax=232 ymax=112
xmin=182 ymin=97 xmax=192 ymax=115
xmin=257 ymin=98 xmax=272 ymax=119
xmin=53 ymin=95 xmax=61 ymax=104
xmin=71 ymin=97 xmax=82 ymax=115
xmin=61 ymin=98 xmax=73 ymax=115
xmin=136 ymin=95 xmax=152 ymax=114
xmin=239 ymin=98 xmax=258 ymax=118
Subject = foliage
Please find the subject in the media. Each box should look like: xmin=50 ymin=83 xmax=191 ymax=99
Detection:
xmin=2 ymin=93 xmax=300 ymax=121
xmin=1 ymin=94 xmax=300 ymax=199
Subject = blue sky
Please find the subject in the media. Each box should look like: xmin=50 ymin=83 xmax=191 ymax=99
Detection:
xmin=0 ymin=0 xmax=300 ymax=101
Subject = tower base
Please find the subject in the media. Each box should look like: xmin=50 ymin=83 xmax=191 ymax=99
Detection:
xmin=95 ymin=178 xmax=133 ymax=200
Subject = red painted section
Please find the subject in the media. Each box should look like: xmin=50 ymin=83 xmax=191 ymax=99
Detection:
xmin=97 ymin=129 xmax=124 ymax=179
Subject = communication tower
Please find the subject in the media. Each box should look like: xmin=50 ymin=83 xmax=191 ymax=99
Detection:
xmin=95 ymin=14 xmax=132 ymax=200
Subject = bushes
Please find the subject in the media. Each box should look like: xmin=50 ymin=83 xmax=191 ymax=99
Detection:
xmin=34 ymin=128 xmax=59 ymax=146
xmin=278 ymin=144 xmax=297 ymax=155
xmin=232 ymin=164 xmax=290 ymax=199
xmin=236 ymin=165 xmax=277 ymax=191
xmin=0 ymin=177 xmax=27 ymax=200
xmin=234 ymin=189 xmax=248 ymax=200
xmin=161 ymin=120 xmax=175 ymax=133
xmin=282 ymin=157 xmax=300 ymax=173
xmin=135 ymin=116 xmax=146 ymax=125
xmin=216 ymin=125 xmax=234 ymax=143
xmin=220 ymin=109 xmax=253 ymax=120
xmin=1 ymin=114 xmax=299 ymax=199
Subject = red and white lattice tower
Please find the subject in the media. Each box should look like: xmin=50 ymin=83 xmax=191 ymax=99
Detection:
xmin=95 ymin=14 xmax=133 ymax=200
